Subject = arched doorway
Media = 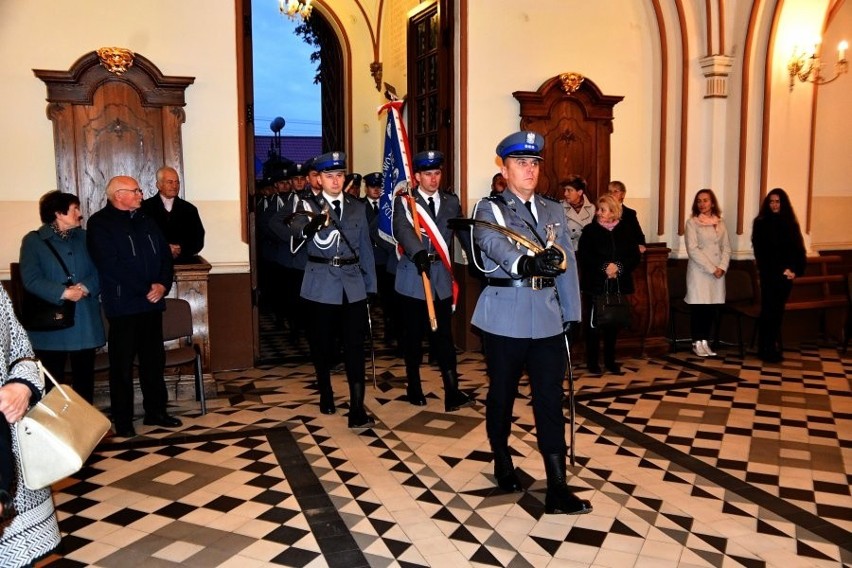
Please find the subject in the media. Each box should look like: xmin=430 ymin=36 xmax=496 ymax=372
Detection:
xmin=238 ymin=0 xmax=345 ymax=363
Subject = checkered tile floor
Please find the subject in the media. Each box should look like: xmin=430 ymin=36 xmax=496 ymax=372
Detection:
xmin=37 ymin=341 xmax=851 ymax=567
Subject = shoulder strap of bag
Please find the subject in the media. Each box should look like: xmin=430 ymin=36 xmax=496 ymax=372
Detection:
xmin=42 ymin=240 xmax=73 ymax=284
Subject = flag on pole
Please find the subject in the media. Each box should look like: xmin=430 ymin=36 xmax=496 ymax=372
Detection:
xmin=377 ymin=100 xmax=413 ymax=245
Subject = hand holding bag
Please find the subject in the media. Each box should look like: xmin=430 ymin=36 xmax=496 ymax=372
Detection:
xmin=15 ymin=359 xmax=111 ymax=490
xmin=592 ymin=279 xmax=631 ymax=329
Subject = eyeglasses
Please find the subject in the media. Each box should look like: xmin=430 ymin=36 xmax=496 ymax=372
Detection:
xmin=117 ymin=188 xmax=143 ymax=195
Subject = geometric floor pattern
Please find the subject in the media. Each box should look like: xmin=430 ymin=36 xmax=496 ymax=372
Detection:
xmin=37 ymin=341 xmax=851 ymax=567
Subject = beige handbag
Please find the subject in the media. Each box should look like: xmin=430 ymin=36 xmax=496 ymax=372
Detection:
xmin=16 ymin=360 xmax=111 ymax=490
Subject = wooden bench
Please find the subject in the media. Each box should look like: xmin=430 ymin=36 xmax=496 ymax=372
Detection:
xmin=783 ymin=255 xmax=847 ymax=344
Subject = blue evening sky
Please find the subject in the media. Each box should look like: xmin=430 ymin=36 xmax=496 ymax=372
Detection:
xmin=252 ymin=4 xmax=321 ymax=136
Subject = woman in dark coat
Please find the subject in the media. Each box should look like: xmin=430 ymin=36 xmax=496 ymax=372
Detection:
xmin=751 ymin=188 xmax=806 ymax=362
xmin=19 ymin=191 xmax=105 ymax=402
xmin=578 ymin=194 xmax=641 ymax=374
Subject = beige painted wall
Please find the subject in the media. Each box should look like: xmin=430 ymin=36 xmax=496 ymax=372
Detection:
xmin=463 ymin=1 xmax=656 ymax=239
xmin=0 ymin=0 xmax=244 ymax=278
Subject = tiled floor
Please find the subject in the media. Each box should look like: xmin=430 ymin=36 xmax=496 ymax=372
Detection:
xmin=37 ymin=339 xmax=851 ymax=567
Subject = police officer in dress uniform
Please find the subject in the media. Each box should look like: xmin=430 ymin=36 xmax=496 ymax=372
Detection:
xmin=270 ymin=159 xmax=318 ymax=344
xmin=286 ymin=152 xmax=377 ymax=429
xmin=471 ymin=131 xmax=593 ymax=515
xmin=363 ymin=173 xmax=399 ymax=347
xmin=393 ymin=151 xmax=472 ymax=411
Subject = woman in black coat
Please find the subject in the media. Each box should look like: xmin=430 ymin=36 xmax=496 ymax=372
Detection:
xmin=578 ymin=194 xmax=641 ymax=374
xmin=751 ymin=188 xmax=806 ymax=362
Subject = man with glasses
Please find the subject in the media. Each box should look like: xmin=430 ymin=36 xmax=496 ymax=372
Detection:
xmin=87 ymin=175 xmax=182 ymax=438
xmin=142 ymin=166 xmax=205 ymax=262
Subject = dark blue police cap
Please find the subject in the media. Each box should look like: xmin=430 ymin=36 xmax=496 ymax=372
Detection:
xmin=496 ymin=131 xmax=545 ymax=161
xmin=313 ymin=151 xmax=347 ymax=173
xmin=345 ymin=173 xmax=362 ymax=187
xmin=303 ymin=157 xmax=317 ymax=173
xmin=413 ymin=150 xmax=444 ymax=172
xmin=364 ymin=172 xmax=383 ymax=187
xmin=288 ymin=163 xmax=306 ymax=177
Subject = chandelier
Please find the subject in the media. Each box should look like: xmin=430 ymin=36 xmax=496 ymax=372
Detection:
xmin=787 ymin=39 xmax=848 ymax=91
xmin=279 ymin=0 xmax=313 ymax=21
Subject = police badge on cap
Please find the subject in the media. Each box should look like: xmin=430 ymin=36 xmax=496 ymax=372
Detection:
xmin=413 ymin=150 xmax=444 ymax=172
xmin=496 ymin=131 xmax=545 ymax=161
xmin=314 ymin=151 xmax=347 ymax=172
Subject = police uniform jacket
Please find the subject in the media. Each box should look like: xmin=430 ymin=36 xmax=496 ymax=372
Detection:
xmin=364 ymin=197 xmax=394 ymax=267
xmin=87 ymin=202 xmax=174 ymax=318
xmin=290 ymin=192 xmax=376 ymax=304
xmin=471 ymin=191 xmax=582 ymax=339
xmin=393 ymin=190 xmax=459 ymax=301
xmin=268 ymin=195 xmax=299 ymax=269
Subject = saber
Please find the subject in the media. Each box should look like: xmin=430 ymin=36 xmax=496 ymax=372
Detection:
xmin=366 ymin=299 xmax=377 ymax=389
xmin=448 ymin=218 xmax=567 ymax=270
xmin=563 ymin=330 xmax=577 ymax=467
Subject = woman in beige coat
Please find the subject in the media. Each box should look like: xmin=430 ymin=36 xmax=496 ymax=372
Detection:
xmin=684 ymin=189 xmax=731 ymax=357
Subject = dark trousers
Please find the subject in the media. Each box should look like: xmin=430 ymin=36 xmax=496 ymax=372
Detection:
xmin=399 ymin=295 xmax=456 ymax=380
xmin=690 ymin=304 xmax=719 ymax=341
xmin=483 ymin=332 xmax=567 ymax=456
xmin=34 ymin=348 xmax=96 ymax=403
xmin=107 ymin=311 xmax=167 ymax=427
xmin=585 ymin=325 xmax=619 ymax=367
xmin=375 ymin=265 xmax=398 ymax=342
xmin=305 ymin=298 xmax=367 ymax=389
xmin=758 ymin=275 xmax=793 ymax=354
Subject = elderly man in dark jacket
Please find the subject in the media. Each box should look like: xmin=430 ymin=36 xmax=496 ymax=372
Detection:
xmin=87 ymin=175 xmax=181 ymax=438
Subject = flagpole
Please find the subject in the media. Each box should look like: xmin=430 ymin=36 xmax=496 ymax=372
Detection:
xmin=406 ymin=185 xmax=438 ymax=332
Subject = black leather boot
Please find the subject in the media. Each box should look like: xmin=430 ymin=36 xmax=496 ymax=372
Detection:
xmin=543 ymin=453 xmax=593 ymax=515
xmin=405 ymin=364 xmax=427 ymax=406
xmin=348 ymin=381 xmax=375 ymax=429
xmin=492 ymin=446 xmax=522 ymax=492
xmin=318 ymin=373 xmax=335 ymax=415
xmin=442 ymin=369 xmax=472 ymax=412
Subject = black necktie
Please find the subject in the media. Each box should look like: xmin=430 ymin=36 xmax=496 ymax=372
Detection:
xmin=372 ymin=201 xmax=379 ymax=215
xmin=525 ymin=200 xmax=536 ymax=224
xmin=428 ymin=196 xmax=436 ymax=217
xmin=332 ymin=199 xmax=341 ymax=218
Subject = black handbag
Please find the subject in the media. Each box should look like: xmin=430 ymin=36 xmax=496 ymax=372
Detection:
xmin=20 ymin=240 xmax=76 ymax=331
xmin=592 ymin=279 xmax=630 ymax=329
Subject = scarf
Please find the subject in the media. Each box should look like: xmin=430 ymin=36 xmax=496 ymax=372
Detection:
xmin=599 ymin=219 xmax=619 ymax=231
xmin=50 ymin=222 xmax=73 ymax=241
xmin=695 ymin=213 xmax=720 ymax=226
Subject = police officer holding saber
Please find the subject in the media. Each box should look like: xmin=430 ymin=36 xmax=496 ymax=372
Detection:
xmin=470 ymin=131 xmax=592 ymax=515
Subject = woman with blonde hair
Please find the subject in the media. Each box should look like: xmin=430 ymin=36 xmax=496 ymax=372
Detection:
xmin=578 ymin=193 xmax=641 ymax=374
xmin=684 ymin=189 xmax=731 ymax=357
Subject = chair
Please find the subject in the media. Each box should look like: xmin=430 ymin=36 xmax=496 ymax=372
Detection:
xmin=160 ymin=298 xmax=207 ymax=414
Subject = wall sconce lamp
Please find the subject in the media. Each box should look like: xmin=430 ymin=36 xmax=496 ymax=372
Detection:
xmin=788 ymin=39 xmax=848 ymax=91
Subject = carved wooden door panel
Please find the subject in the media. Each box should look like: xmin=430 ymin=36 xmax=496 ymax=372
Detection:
xmin=34 ymin=50 xmax=193 ymax=223
xmin=513 ymin=76 xmax=622 ymax=200
xmin=74 ymin=82 xmax=165 ymax=219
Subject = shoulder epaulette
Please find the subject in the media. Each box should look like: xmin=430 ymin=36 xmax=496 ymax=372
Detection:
xmin=540 ymin=194 xmax=561 ymax=204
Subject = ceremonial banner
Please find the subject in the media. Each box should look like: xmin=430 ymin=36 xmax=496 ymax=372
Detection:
xmin=377 ymin=101 xmax=413 ymax=244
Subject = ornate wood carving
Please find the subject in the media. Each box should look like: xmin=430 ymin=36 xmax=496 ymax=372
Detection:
xmin=33 ymin=50 xmax=194 ymax=221
xmin=513 ymin=76 xmax=623 ymax=200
